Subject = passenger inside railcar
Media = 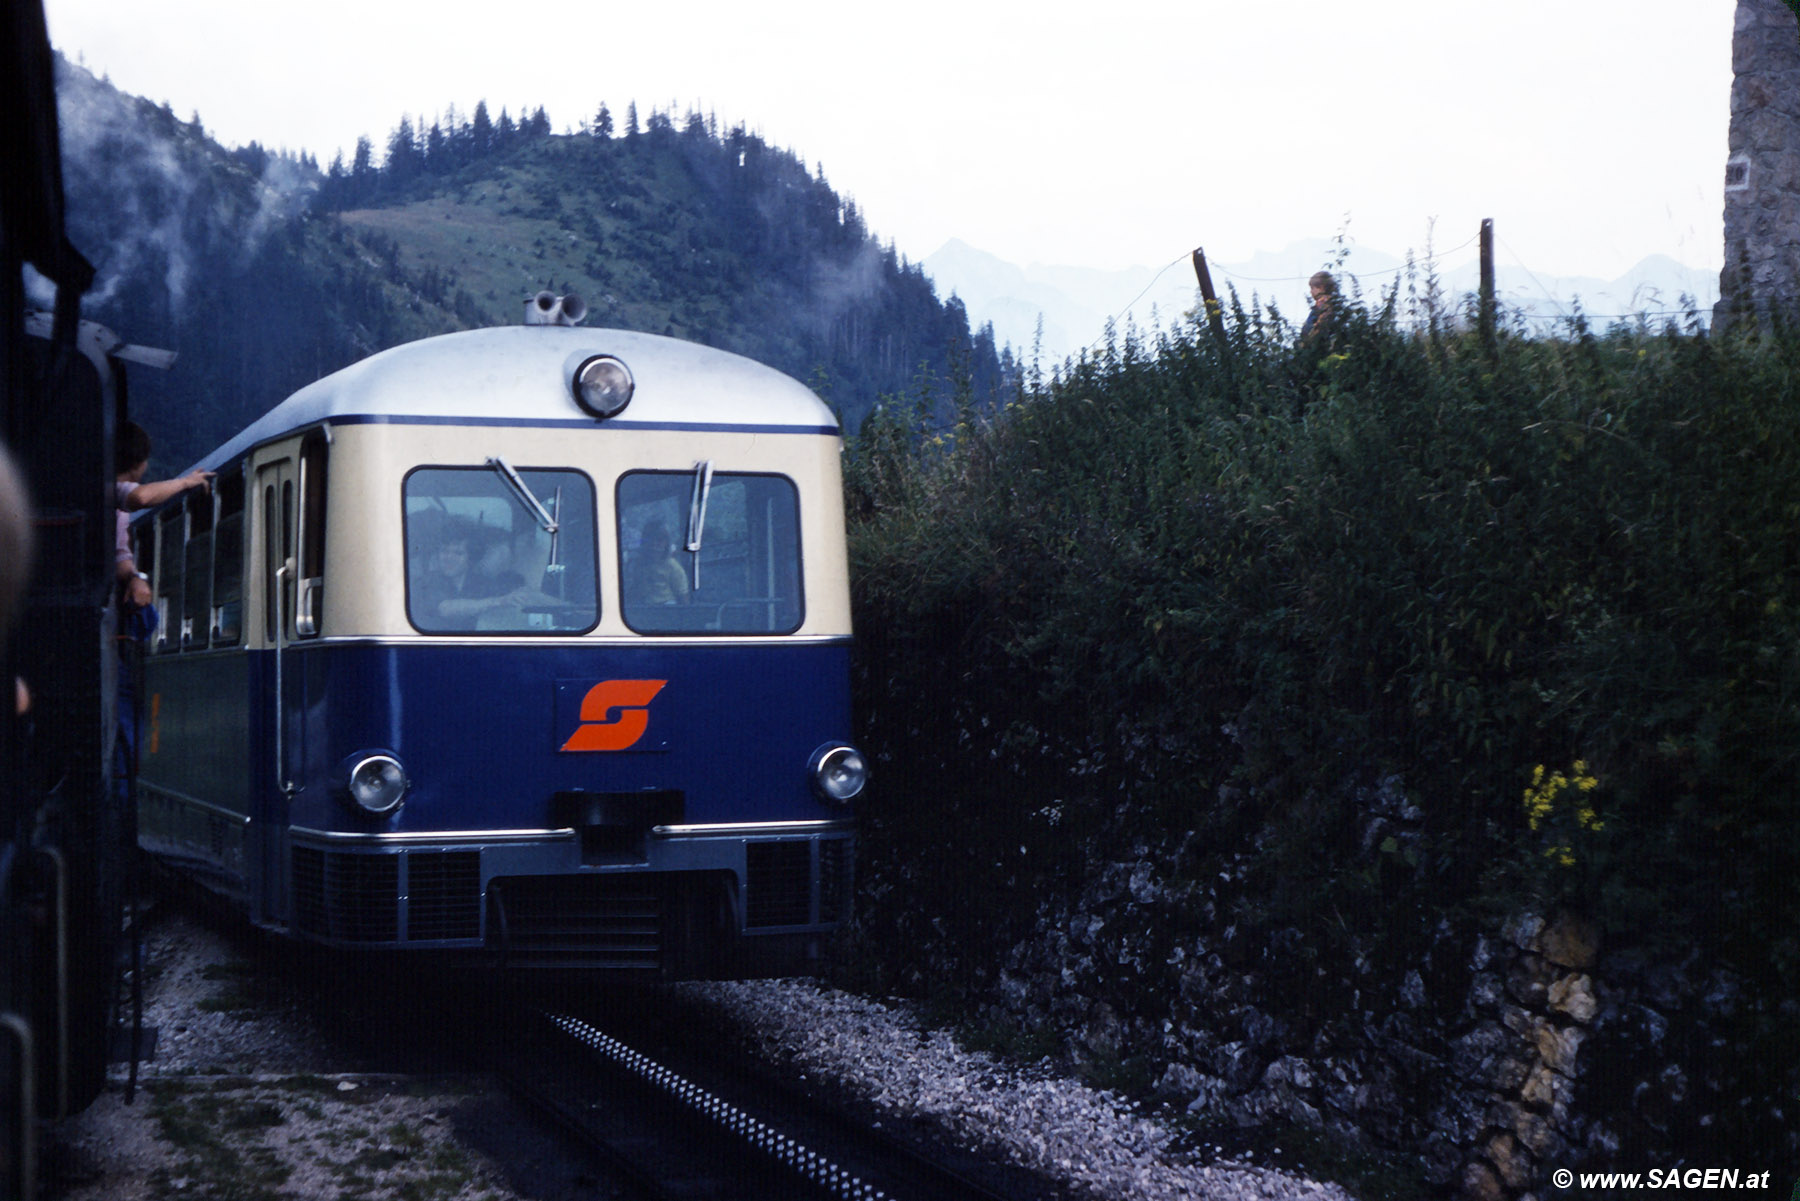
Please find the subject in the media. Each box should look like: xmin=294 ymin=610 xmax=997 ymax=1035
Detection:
xmin=472 ymin=526 xmax=525 ymax=595
xmin=625 ymin=520 xmax=689 ymax=607
xmin=412 ymin=522 xmax=527 ymax=626
xmin=403 ymin=466 xmax=597 ymax=634
xmin=618 ymin=472 xmax=802 ymax=635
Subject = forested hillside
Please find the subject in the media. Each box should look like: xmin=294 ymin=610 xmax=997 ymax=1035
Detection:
xmin=50 ymin=58 xmax=1006 ymax=470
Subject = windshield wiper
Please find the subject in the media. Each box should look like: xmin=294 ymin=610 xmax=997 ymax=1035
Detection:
xmin=488 ymin=456 xmax=559 ymax=535
xmin=686 ymin=459 xmax=713 ymax=589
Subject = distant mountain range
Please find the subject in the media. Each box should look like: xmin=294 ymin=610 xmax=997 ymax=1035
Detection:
xmin=922 ymin=237 xmax=1723 ymax=365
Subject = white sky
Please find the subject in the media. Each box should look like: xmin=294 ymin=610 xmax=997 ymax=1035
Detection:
xmin=43 ymin=0 xmax=1736 ymax=281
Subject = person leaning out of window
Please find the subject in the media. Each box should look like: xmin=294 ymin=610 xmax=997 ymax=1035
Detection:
xmin=115 ymin=421 xmax=213 ymax=607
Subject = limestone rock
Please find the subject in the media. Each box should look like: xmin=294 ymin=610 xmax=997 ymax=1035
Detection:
xmin=1534 ymin=1023 xmax=1585 ymax=1077
xmin=1521 ymin=1063 xmax=1574 ymax=1114
xmin=1540 ymin=915 xmax=1600 ymax=970
xmin=1502 ymin=913 xmax=1545 ymax=952
xmin=1485 ymin=1130 xmax=1532 ymax=1189
xmin=1151 ymin=1061 xmax=1202 ymax=1102
xmin=1547 ymin=974 xmax=1598 ymax=1024
xmin=1505 ymin=954 xmax=1555 ymax=1008
xmin=1460 ymin=1157 xmax=1505 ymax=1201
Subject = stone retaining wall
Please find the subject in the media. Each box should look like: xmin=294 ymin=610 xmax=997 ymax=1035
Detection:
xmin=1455 ymin=914 xmax=1598 ymax=1201
xmin=982 ymin=846 xmax=1789 ymax=1199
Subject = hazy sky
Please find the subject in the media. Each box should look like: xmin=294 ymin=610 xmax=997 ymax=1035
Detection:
xmin=43 ymin=0 xmax=1736 ymax=281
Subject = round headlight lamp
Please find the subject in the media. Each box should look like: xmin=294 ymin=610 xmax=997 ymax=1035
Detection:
xmin=572 ymin=354 xmax=634 ymax=420
xmin=342 ymin=752 xmax=408 ymax=815
xmin=808 ymin=743 xmax=867 ymax=805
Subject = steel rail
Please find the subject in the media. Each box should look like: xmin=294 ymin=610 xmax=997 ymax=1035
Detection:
xmin=549 ymin=1009 xmax=890 ymax=1200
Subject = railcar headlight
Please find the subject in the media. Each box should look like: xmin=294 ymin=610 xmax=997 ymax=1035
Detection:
xmin=571 ymin=354 xmax=634 ymax=419
xmin=339 ymin=751 xmax=408 ymax=815
xmin=808 ymin=743 xmax=866 ymax=805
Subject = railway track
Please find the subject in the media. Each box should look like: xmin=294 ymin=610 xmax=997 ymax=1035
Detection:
xmin=491 ymin=1000 xmax=1062 ymax=1201
xmin=66 ymin=896 xmax=1077 ymax=1201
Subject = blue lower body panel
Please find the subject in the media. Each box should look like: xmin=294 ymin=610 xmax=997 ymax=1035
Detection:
xmin=287 ymin=822 xmax=852 ymax=974
xmin=146 ymin=639 xmax=858 ymax=975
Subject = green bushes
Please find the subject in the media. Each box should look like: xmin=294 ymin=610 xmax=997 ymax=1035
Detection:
xmin=844 ymin=291 xmax=1800 ymax=1062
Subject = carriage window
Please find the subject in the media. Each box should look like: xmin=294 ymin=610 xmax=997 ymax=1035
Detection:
xmin=211 ymin=472 xmax=245 ymax=645
xmin=262 ymin=483 xmax=278 ymax=641
xmin=133 ymin=514 xmax=155 ymax=583
xmin=182 ymin=495 xmax=213 ymax=650
xmin=154 ymin=508 xmax=184 ymax=653
xmin=404 ymin=466 xmax=598 ymax=634
xmin=617 ymin=471 xmax=803 ymax=635
xmin=296 ymin=432 xmax=328 ymax=638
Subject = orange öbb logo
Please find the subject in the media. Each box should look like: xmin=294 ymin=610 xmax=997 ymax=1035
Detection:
xmin=560 ymin=679 xmax=667 ymax=751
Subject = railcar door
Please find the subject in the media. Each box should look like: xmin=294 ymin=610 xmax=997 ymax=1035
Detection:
xmin=251 ymin=434 xmax=327 ymax=925
xmin=252 ymin=455 xmax=299 ymax=924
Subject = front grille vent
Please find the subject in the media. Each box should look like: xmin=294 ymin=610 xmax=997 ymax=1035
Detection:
xmin=407 ymin=851 xmax=481 ymax=941
xmin=291 ymin=847 xmax=399 ymax=942
xmin=818 ymin=838 xmax=850 ymax=924
xmin=490 ymin=874 xmax=662 ymax=968
xmin=745 ymin=840 xmax=812 ymax=928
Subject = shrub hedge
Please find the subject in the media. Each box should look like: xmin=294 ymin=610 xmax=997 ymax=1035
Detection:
xmin=843 ymin=287 xmax=1800 ymax=1149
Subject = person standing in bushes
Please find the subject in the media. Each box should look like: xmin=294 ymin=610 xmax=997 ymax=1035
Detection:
xmin=1293 ymin=271 xmax=1340 ymax=417
xmin=1299 ymin=271 xmax=1337 ymax=347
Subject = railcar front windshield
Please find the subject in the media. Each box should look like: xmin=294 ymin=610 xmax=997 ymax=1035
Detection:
xmin=404 ymin=466 xmax=598 ymax=634
xmin=617 ymin=470 xmax=803 ymax=635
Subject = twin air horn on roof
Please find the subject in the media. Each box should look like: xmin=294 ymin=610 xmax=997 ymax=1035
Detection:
xmin=522 ymin=290 xmax=634 ymax=419
xmin=525 ymin=291 xmax=588 ymax=326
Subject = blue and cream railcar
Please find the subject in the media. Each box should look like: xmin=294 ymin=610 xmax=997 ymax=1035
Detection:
xmin=135 ymin=320 xmax=864 ymax=975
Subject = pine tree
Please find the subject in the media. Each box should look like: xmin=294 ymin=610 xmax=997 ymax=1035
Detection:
xmin=625 ymin=101 xmax=639 ymax=138
xmin=348 ymin=135 xmax=375 ymax=205
xmin=442 ymin=102 xmax=466 ymax=163
xmin=594 ymin=102 xmax=613 ymax=140
xmin=320 ymin=150 xmax=347 ymax=208
xmin=471 ymin=100 xmax=493 ymax=155
xmin=386 ymin=115 xmax=420 ymax=182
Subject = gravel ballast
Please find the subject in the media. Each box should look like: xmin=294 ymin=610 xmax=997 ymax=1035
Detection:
xmin=46 ymin=907 xmax=1358 ymax=1200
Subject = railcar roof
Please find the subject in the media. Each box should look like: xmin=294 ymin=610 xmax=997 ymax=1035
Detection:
xmin=192 ymin=326 xmax=838 ymax=472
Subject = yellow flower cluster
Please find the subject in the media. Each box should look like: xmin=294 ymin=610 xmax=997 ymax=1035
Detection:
xmin=1523 ymin=760 xmax=1601 ymax=866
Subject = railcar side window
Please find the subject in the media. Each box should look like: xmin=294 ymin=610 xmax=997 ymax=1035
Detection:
xmin=404 ymin=466 xmax=598 ymax=634
xmin=617 ymin=471 xmax=803 ymax=635
xmin=262 ymin=483 xmax=277 ymax=642
xmin=154 ymin=508 xmax=183 ymax=654
xmin=296 ymin=432 xmax=327 ymax=638
xmin=134 ymin=513 xmax=155 ymax=584
xmin=211 ymin=471 xmax=244 ymax=645
xmin=182 ymin=493 xmax=212 ymax=650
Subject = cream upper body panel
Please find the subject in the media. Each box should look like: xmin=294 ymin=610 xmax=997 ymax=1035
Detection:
xmin=203 ymin=327 xmax=850 ymax=646
xmin=320 ymin=423 xmax=851 ymax=639
xmin=192 ymin=326 xmax=840 ymax=476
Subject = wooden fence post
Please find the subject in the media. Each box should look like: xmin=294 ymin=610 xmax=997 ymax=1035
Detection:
xmin=1479 ymin=218 xmax=1497 ymax=356
xmin=1191 ymin=248 xmax=1233 ymax=367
